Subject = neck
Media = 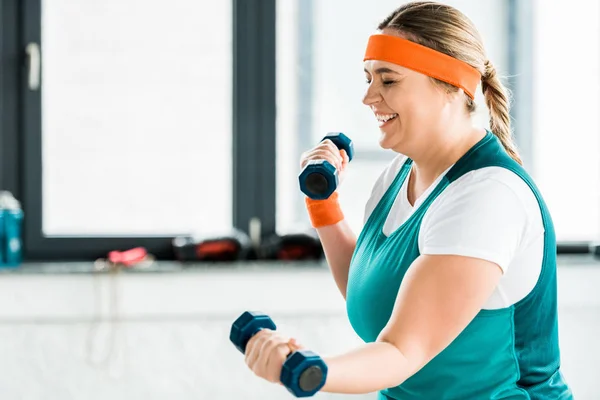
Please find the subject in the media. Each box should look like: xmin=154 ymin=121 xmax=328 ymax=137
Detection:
xmin=404 ymin=124 xmax=485 ymax=186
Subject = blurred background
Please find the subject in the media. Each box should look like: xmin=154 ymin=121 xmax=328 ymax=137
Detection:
xmin=0 ymin=0 xmax=598 ymax=398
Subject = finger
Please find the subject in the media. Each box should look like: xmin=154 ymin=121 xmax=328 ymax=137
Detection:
xmin=338 ymin=150 xmax=348 ymax=172
xmin=266 ymin=342 xmax=295 ymax=382
xmin=340 ymin=149 xmax=349 ymax=165
xmin=256 ymin=334 xmax=288 ymax=380
xmin=300 ymin=151 xmax=308 ymax=168
xmin=300 ymin=144 xmax=332 ymax=168
xmin=322 ymin=141 xmax=344 ymax=168
xmin=315 ymin=140 xmax=342 ymax=160
xmin=245 ymin=336 xmax=259 ymax=367
xmin=303 ymin=147 xmax=337 ymax=160
xmin=303 ymin=148 xmax=343 ymax=171
xmin=245 ymin=329 xmax=270 ymax=368
xmin=288 ymin=337 xmax=304 ymax=351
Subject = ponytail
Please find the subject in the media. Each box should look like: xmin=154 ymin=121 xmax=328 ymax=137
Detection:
xmin=482 ymin=61 xmax=523 ymax=165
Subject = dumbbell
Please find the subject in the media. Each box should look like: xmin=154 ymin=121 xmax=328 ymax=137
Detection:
xmin=299 ymin=132 xmax=354 ymax=200
xmin=229 ymin=311 xmax=328 ymax=397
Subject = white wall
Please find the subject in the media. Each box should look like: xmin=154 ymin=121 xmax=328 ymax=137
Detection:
xmin=0 ymin=263 xmax=598 ymax=399
xmin=531 ymin=0 xmax=600 ymax=241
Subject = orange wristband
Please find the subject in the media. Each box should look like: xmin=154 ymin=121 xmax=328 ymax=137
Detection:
xmin=305 ymin=192 xmax=344 ymax=228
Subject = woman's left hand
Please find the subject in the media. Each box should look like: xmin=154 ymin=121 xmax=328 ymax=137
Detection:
xmin=245 ymin=328 xmax=303 ymax=384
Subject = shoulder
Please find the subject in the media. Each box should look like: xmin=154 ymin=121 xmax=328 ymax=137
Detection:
xmin=436 ymin=167 xmax=542 ymax=218
xmin=420 ymin=166 xmax=544 ymax=272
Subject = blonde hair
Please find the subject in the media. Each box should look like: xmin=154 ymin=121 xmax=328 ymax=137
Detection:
xmin=378 ymin=1 xmax=523 ymax=165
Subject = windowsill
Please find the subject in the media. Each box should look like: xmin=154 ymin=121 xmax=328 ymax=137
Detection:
xmin=0 ymin=259 xmax=330 ymax=275
xmin=0 ymin=254 xmax=598 ymax=275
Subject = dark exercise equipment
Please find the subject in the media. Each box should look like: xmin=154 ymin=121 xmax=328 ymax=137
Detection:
xmin=299 ymin=132 xmax=354 ymax=200
xmin=555 ymin=241 xmax=600 ymax=257
xmin=556 ymin=242 xmax=593 ymax=255
xmin=172 ymin=228 xmax=252 ymax=262
xmin=258 ymin=232 xmax=324 ymax=261
xmin=230 ymin=311 xmax=328 ymax=398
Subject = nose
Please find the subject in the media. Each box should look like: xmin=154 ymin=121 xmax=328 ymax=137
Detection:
xmin=362 ymin=81 xmax=382 ymax=106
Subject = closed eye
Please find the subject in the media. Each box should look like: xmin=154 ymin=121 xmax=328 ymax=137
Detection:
xmin=364 ymin=79 xmax=397 ymax=86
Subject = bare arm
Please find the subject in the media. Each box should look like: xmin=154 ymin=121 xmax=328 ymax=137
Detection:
xmin=315 ymin=219 xmax=357 ymax=299
xmin=320 ymin=254 xmax=503 ymax=393
xmin=300 ymin=142 xmax=357 ymax=299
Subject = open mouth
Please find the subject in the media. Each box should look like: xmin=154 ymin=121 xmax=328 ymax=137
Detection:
xmin=376 ymin=113 xmax=398 ymax=127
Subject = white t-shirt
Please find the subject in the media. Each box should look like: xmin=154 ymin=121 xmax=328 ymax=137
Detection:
xmin=363 ymin=154 xmax=544 ymax=310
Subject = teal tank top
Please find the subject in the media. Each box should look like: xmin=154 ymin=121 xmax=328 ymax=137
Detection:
xmin=346 ymin=131 xmax=573 ymax=399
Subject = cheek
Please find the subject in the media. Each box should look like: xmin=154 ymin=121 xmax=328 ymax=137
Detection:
xmin=392 ymin=79 xmax=444 ymax=121
xmin=397 ymin=93 xmax=442 ymax=126
xmin=384 ymin=86 xmax=424 ymax=119
xmin=389 ymin=97 xmax=426 ymax=126
xmin=384 ymin=92 xmax=410 ymax=118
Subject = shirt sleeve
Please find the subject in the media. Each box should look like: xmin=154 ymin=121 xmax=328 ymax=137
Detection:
xmin=419 ymin=173 xmax=530 ymax=273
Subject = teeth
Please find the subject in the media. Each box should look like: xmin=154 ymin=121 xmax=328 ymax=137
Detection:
xmin=376 ymin=113 xmax=398 ymax=123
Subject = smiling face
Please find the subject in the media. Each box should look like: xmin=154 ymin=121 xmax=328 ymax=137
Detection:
xmin=362 ymin=57 xmax=460 ymax=155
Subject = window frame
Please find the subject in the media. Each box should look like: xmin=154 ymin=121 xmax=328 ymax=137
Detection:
xmin=6 ymin=0 xmax=276 ymax=261
xmin=0 ymin=0 xmax=21 ymax=204
xmin=0 ymin=0 xmax=585 ymax=262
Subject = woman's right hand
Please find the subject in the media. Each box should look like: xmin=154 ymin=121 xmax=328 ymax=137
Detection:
xmin=300 ymin=140 xmax=350 ymax=186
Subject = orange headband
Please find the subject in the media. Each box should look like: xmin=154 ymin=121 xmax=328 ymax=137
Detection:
xmin=363 ymin=34 xmax=481 ymax=99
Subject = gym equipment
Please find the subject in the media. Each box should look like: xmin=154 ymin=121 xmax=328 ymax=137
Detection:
xmin=556 ymin=241 xmax=600 ymax=258
xmin=172 ymin=228 xmax=252 ymax=262
xmin=230 ymin=311 xmax=328 ymax=398
xmin=556 ymin=242 xmax=592 ymax=254
xmin=258 ymin=232 xmax=323 ymax=261
xmin=107 ymin=247 xmax=148 ymax=266
xmin=299 ymin=132 xmax=354 ymax=200
xmin=94 ymin=247 xmax=156 ymax=272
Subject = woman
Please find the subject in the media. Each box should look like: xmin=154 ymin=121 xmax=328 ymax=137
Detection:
xmin=244 ymin=2 xmax=573 ymax=398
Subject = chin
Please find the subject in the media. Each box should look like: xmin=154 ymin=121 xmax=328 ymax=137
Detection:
xmin=378 ymin=138 xmax=393 ymax=150
xmin=378 ymin=129 xmax=401 ymax=151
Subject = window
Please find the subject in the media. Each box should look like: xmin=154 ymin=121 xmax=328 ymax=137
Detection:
xmin=8 ymin=0 xmax=586 ymax=261
xmin=40 ymin=0 xmax=233 ymax=236
xmin=532 ymin=0 xmax=600 ymax=241
xmin=276 ymin=0 xmax=510 ymax=233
